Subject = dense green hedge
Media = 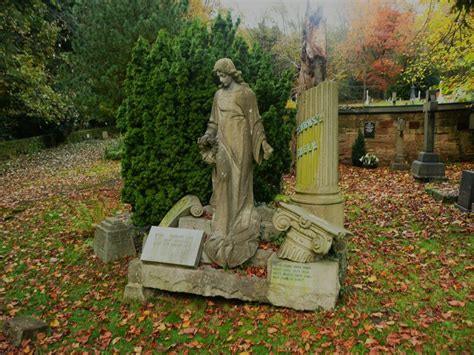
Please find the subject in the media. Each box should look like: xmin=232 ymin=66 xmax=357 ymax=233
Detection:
xmin=118 ymin=15 xmax=295 ymax=226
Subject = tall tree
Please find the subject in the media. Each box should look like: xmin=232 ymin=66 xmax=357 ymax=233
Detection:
xmin=0 ymin=0 xmax=70 ymax=138
xmin=297 ymin=6 xmax=327 ymax=94
xmin=339 ymin=0 xmax=414 ymax=99
xmin=401 ymin=0 xmax=473 ymax=96
xmin=62 ymin=0 xmax=189 ymax=127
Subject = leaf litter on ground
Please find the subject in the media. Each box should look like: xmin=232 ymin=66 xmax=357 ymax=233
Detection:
xmin=0 ymin=140 xmax=472 ymax=353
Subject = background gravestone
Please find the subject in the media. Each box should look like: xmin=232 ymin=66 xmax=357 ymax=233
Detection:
xmin=455 ymin=170 xmax=474 ymax=212
xmin=391 ymin=117 xmax=410 ymax=170
xmin=94 ymin=216 xmax=135 ymax=263
xmin=411 ymin=90 xmax=445 ymax=180
xmin=364 ymin=121 xmax=375 ymax=138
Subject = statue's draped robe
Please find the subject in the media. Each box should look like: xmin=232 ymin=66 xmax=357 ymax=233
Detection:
xmin=204 ymin=85 xmax=266 ymax=268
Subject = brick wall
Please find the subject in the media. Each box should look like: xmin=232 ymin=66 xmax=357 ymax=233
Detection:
xmin=338 ymin=103 xmax=474 ymax=165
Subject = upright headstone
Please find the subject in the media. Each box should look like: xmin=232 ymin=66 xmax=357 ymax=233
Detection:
xmin=364 ymin=90 xmax=370 ymax=106
xmin=410 ymin=85 xmax=416 ymax=101
xmin=411 ymin=90 xmax=445 ymax=180
xmin=392 ymin=92 xmax=397 ymax=105
xmin=391 ymin=118 xmax=410 ymax=170
xmin=455 ymin=170 xmax=474 ymax=212
xmin=291 ymin=81 xmax=344 ymax=227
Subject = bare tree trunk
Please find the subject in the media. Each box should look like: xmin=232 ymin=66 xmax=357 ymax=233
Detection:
xmin=297 ymin=6 xmax=327 ymax=95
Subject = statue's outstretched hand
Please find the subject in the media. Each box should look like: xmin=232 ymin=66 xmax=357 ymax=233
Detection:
xmin=198 ymin=134 xmax=212 ymax=147
xmin=262 ymin=140 xmax=273 ymax=160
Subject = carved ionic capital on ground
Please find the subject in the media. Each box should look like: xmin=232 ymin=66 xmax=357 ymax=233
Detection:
xmin=273 ymin=202 xmax=351 ymax=263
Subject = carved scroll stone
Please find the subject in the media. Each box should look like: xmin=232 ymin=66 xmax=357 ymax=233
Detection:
xmin=159 ymin=195 xmax=203 ymax=228
xmin=273 ymin=202 xmax=351 ymax=263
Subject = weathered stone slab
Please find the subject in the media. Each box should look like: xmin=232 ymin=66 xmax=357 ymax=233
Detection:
xmin=124 ymin=255 xmax=341 ymax=310
xmin=178 ymin=216 xmax=211 ymax=235
xmin=159 ymin=195 xmax=203 ymax=227
xmin=256 ymin=205 xmax=276 ymax=222
xmin=456 ymin=170 xmax=474 ymax=212
xmin=94 ymin=216 xmax=135 ymax=263
xmin=141 ymin=261 xmax=268 ymax=302
xmin=141 ymin=227 xmax=204 ymax=268
xmin=267 ymin=254 xmax=340 ymax=310
xmin=3 ymin=316 xmax=49 ymax=346
xmin=124 ymin=259 xmax=155 ymax=303
xmin=426 ymin=187 xmax=458 ymax=203
xmin=390 ymin=162 xmax=410 ymax=171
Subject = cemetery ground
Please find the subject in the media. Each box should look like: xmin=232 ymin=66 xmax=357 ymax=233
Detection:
xmin=0 ymin=140 xmax=472 ymax=353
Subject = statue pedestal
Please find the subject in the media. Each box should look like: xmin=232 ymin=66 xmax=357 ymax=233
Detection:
xmin=124 ymin=253 xmax=340 ymax=311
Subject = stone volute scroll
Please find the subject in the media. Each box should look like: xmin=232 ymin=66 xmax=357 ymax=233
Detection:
xmin=158 ymin=195 xmax=204 ymax=228
xmin=273 ymin=202 xmax=351 ymax=263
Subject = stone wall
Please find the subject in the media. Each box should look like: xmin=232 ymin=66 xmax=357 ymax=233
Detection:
xmin=338 ymin=103 xmax=474 ymax=165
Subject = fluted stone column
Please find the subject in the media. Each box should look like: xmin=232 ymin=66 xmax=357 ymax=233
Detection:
xmin=291 ymin=81 xmax=344 ymax=227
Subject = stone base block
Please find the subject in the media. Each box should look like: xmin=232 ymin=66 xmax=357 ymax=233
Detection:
xmin=94 ymin=217 xmax=136 ymax=263
xmin=124 ymin=283 xmax=155 ymax=303
xmin=427 ymin=188 xmax=458 ymax=203
xmin=141 ymin=262 xmax=268 ymax=302
xmin=3 ymin=316 xmax=49 ymax=346
xmin=124 ymin=255 xmax=340 ymax=310
xmin=411 ymin=160 xmax=445 ymax=180
xmin=267 ymin=254 xmax=339 ymax=310
xmin=390 ymin=162 xmax=410 ymax=171
xmin=455 ymin=203 xmax=473 ymax=213
xmin=260 ymin=220 xmax=279 ymax=241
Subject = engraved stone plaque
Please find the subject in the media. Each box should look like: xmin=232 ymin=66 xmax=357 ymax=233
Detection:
xmin=364 ymin=121 xmax=375 ymax=138
xmin=267 ymin=254 xmax=340 ymax=310
xmin=140 ymin=226 xmax=205 ymax=268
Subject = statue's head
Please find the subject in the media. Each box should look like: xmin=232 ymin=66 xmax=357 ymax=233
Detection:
xmin=213 ymin=58 xmax=244 ymax=84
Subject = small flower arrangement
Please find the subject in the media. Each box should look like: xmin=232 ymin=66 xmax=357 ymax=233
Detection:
xmin=360 ymin=153 xmax=379 ymax=168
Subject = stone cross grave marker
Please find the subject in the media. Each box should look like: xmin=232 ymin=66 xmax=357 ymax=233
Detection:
xmin=141 ymin=226 xmax=205 ymax=268
xmin=411 ymin=90 xmax=445 ymax=180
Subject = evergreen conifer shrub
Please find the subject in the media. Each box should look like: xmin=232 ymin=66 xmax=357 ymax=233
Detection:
xmin=351 ymin=130 xmax=366 ymax=167
xmin=119 ymin=16 xmax=295 ymax=226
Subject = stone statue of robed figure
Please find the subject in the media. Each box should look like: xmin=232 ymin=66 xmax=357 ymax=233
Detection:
xmin=198 ymin=58 xmax=273 ymax=268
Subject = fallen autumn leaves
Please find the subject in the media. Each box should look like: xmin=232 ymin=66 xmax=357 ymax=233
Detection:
xmin=0 ymin=140 xmax=472 ymax=353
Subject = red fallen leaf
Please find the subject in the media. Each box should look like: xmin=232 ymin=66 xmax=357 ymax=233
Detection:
xmin=386 ymin=333 xmax=401 ymax=346
xmin=365 ymin=337 xmax=378 ymax=346
xmin=399 ymin=283 xmax=408 ymax=292
xmin=448 ymin=300 xmax=466 ymax=307
xmin=76 ymin=333 xmax=90 ymax=344
xmin=98 ymin=330 xmax=113 ymax=349
xmin=179 ymin=327 xmax=197 ymax=335
xmin=321 ymin=341 xmax=332 ymax=348
xmin=185 ymin=340 xmax=202 ymax=348
xmin=301 ymin=330 xmax=311 ymax=339
xmin=267 ymin=327 xmax=278 ymax=334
